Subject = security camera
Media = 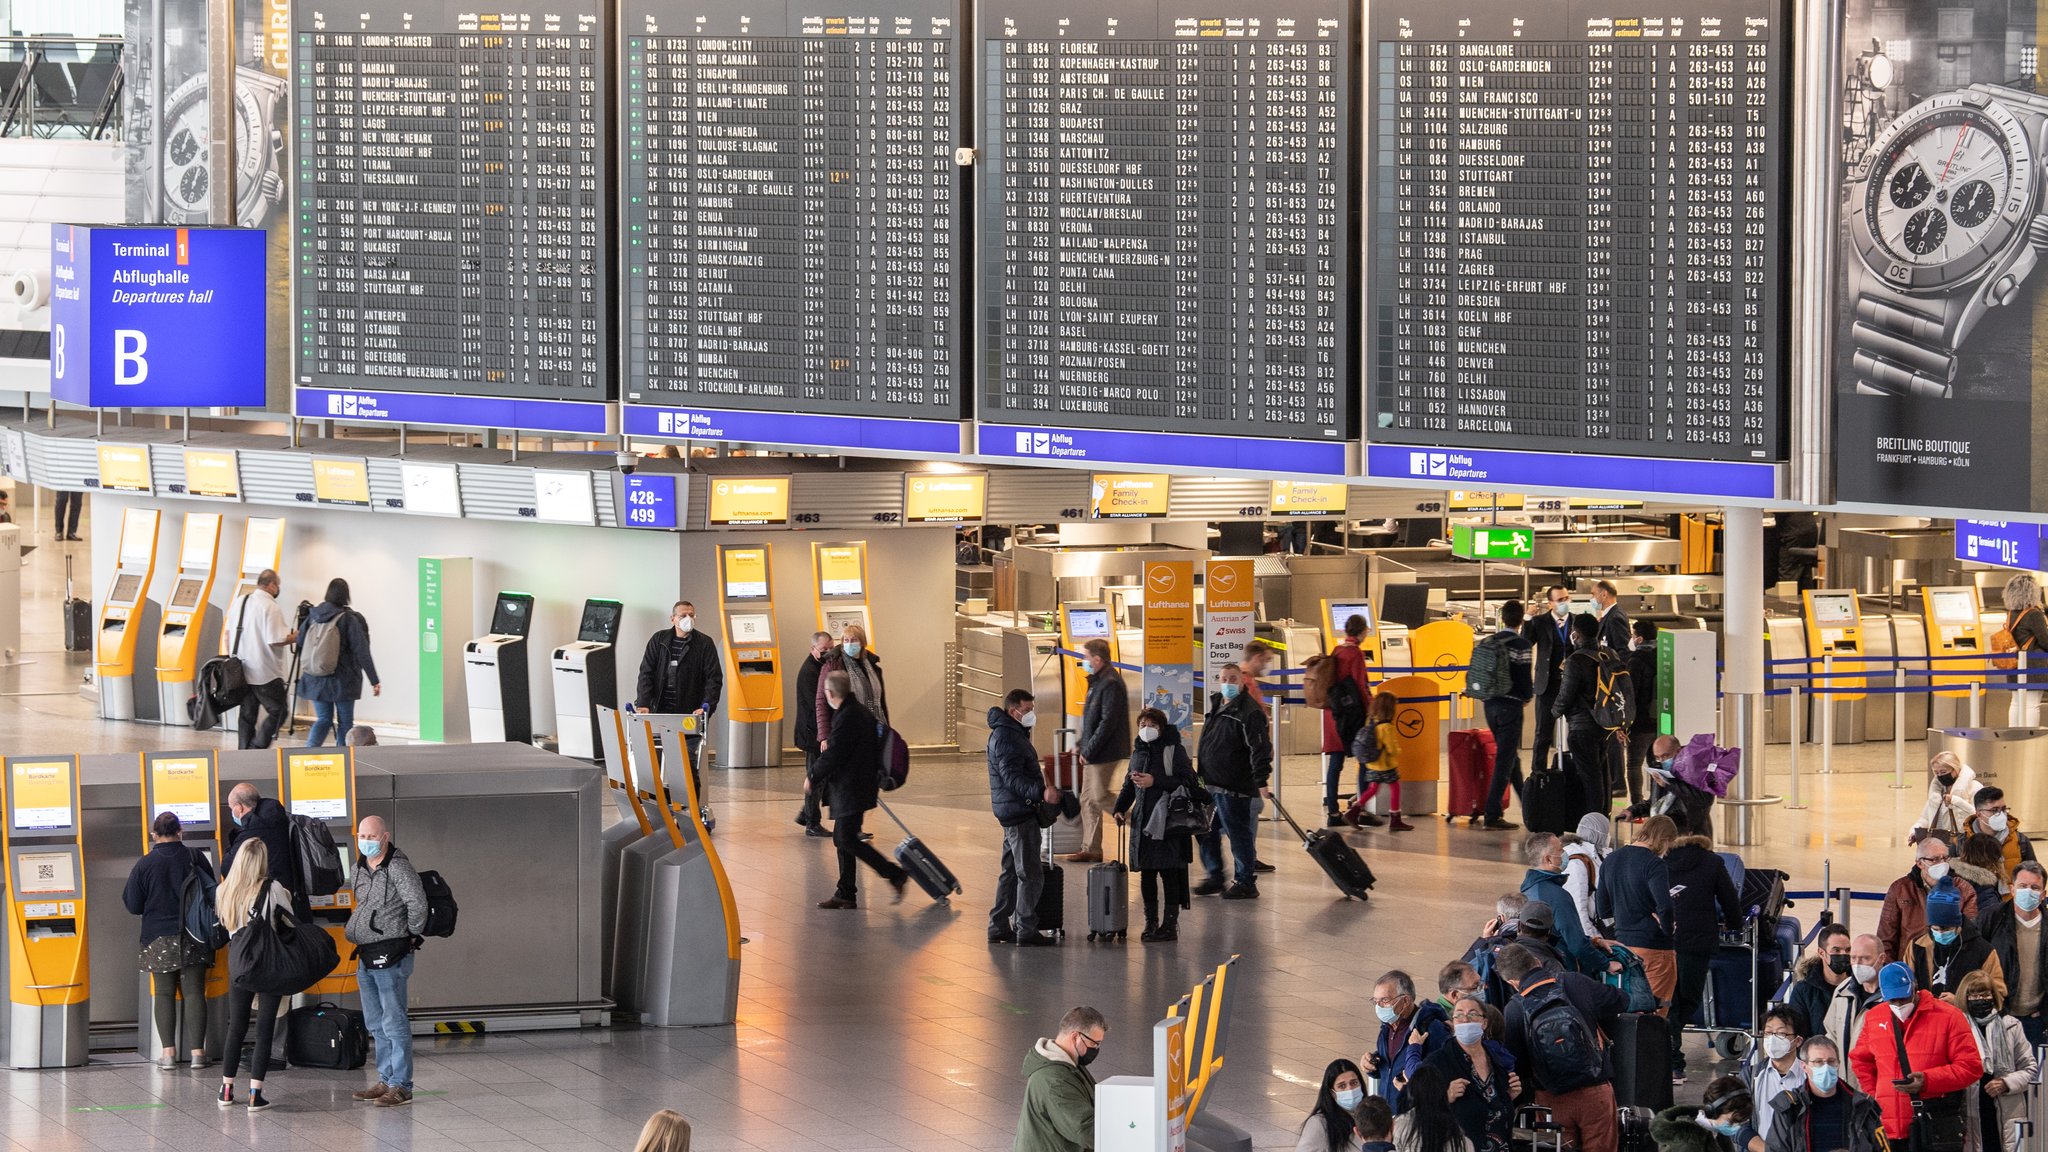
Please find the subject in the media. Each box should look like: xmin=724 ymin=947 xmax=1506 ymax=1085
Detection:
xmin=615 ymin=452 xmax=637 ymax=474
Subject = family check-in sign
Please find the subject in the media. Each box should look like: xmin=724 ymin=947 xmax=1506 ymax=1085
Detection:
xmin=50 ymin=224 xmax=267 ymax=408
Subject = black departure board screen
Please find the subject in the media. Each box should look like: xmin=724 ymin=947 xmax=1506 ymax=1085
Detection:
xmin=293 ymin=1 xmax=610 ymax=401
xmin=1366 ymin=1 xmax=1787 ymax=461
xmin=977 ymin=2 xmax=1354 ymax=443
xmin=622 ymin=1 xmax=966 ymax=419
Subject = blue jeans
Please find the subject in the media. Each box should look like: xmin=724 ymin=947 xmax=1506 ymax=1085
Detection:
xmin=1196 ymin=789 xmax=1259 ymax=886
xmin=357 ymin=952 xmax=414 ymax=1090
xmin=307 ymin=699 xmax=355 ymax=746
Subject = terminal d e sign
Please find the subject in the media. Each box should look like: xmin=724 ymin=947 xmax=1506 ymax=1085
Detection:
xmin=49 ymin=225 xmax=267 ymax=408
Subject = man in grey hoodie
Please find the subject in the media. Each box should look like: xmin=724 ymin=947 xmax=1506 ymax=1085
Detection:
xmin=345 ymin=815 xmax=428 ymax=1108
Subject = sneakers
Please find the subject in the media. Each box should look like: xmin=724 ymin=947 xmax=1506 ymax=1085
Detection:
xmin=247 ymin=1090 xmax=274 ymax=1113
xmin=1191 ymin=878 xmax=1226 ymax=897
xmin=817 ymin=895 xmax=857 ymax=909
xmin=217 ymin=1083 xmax=235 ymax=1109
xmin=1014 ymin=930 xmax=1057 ymax=947
xmin=352 ymin=1082 xmax=391 ymax=1102
xmin=1221 ymin=883 xmax=1259 ymax=900
xmin=376 ymin=1087 xmax=414 ymax=1108
xmin=157 ymin=1055 xmax=178 ymax=1070
xmin=803 ymin=824 xmax=832 ymax=838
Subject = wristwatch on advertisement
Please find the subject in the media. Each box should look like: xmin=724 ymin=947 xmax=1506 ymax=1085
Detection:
xmin=1845 ymin=82 xmax=2048 ymax=399
xmin=157 ymin=65 xmax=289 ymax=229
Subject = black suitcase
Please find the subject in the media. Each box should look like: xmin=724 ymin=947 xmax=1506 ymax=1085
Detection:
xmin=1617 ymin=1105 xmax=1655 ymax=1152
xmin=1607 ymin=1013 xmax=1673 ymax=1112
xmin=1523 ymin=767 xmax=1584 ymax=836
xmin=1691 ymin=942 xmax=1784 ymax=1029
xmin=877 ymin=801 xmax=961 ymax=903
xmin=284 ymin=1002 xmax=368 ymax=1070
xmin=1035 ymin=862 xmax=1065 ymax=937
xmin=62 ymin=558 xmax=89 ymax=652
xmin=1277 ymin=800 xmax=1374 ymax=900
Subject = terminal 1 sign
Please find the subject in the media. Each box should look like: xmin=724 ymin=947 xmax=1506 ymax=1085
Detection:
xmin=49 ymin=225 xmax=267 ymax=409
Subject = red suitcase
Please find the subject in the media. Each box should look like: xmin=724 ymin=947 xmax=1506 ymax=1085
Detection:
xmin=1446 ymin=729 xmax=1498 ymax=824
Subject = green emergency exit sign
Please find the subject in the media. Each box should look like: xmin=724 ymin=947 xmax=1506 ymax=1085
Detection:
xmin=1451 ymin=524 xmax=1534 ymax=560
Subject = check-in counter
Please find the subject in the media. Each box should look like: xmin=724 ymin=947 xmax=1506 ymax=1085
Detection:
xmin=956 ymin=619 xmax=1063 ymax=758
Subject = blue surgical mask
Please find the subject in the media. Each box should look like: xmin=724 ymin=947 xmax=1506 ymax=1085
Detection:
xmin=1221 ymin=684 xmax=1242 ymax=701
xmin=1453 ymin=1022 xmax=1485 ymax=1046
xmin=231 ymin=812 xmax=243 ymax=827
xmin=359 ymin=838 xmax=382 ymax=859
xmin=1808 ymin=1064 xmax=1840 ymax=1094
xmin=1374 ymin=1004 xmax=1398 ymax=1025
xmin=2018 ymin=888 xmax=2044 ymax=913
xmin=1335 ymin=1088 xmax=1365 ymax=1112
xmin=843 ymin=641 xmax=863 ymax=658
xmin=1932 ymin=927 xmax=1959 ymax=946
xmin=1713 ymin=1122 xmax=1744 ymax=1138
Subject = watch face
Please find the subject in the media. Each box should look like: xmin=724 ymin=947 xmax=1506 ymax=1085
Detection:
xmin=1855 ymin=93 xmax=2036 ymax=291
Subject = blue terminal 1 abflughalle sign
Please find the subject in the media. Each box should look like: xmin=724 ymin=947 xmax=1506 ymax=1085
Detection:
xmin=51 ymin=225 xmax=267 ymax=408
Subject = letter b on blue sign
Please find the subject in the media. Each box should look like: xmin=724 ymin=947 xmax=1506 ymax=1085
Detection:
xmin=115 ymin=329 xmax=148 ymax=386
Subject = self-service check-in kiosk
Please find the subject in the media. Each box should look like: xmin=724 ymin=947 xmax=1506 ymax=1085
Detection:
xmin=1925 ymin=586 xmax=1988 ymax=728
xmin=1060 ymin=603 xmax=1115 ymax=718
xmin=217 ymin=518 xmax=285 ymax=735
xmin=98 ymin=508 xmax=163 ymax=721
xmin=155 ymin=513 xmax=225 ymax=724
xmin=467 ymin=592 xmax=537 ymax=745
xmin=552 ymin=599 xmax=624 ymax=761
xmin=278 ymin=747 xmax=356 ymax=996
xmin=609 ymin=713 xmax=679 ymax=1018
xmin=2 ymin=754 xmax=88 ymax=1067
xmin=810 ymin=540 xmax=873 ymax=644
xmin=1804 ymin=589 xmax=1867 ymax=746
xmin=641 ymin=718 xmax=740 ymax=1027
xmin=595 ymin=706 xmax=656 ymax=1001
xmin=137 ymin=751 xmax=225 ymax=1060
xmin=718 ymin=545 xmax=783 ymax=768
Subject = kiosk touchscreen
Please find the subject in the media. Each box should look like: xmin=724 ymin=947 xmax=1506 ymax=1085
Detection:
xmin=718 ymin=545 xmax=783 ymax=769
xmin=220 ymin=518 xmax=286 ymax=648
xmin=156 ymin=513 xmax=225 ymax=724
xmin=1922 ymin=586 xmax=1987 ymax=699
xmin=553 ymin=599 xmax=624 ymax=760
xmin=1060 ymin=604 xmax=1115 ymax=718
xmin=466 ymin=591 xmax=537 ymax=744
xmin=1803 ymin=589 xmax=1867 ymax=699
xmin=98 ymin=508 xmax=164 ymax=721
xmin=1322 ymin=599 xmax=1377 ymax=684
xmin=2 ymin=754 xmax=88 ymax=1067
xmin=278 ymin=748 xmax=356 ymax=995
xmin=137 ymin=751 xmax=225 ymax=1060
xmin=810 ymin=541 xmax=873 ymax=645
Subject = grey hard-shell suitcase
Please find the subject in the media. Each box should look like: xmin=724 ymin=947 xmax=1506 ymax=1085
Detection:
xmin=1086 ymin=825 xmax=1129 ymax=941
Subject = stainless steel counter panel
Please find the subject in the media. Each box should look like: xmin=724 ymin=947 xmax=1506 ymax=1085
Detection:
xmin=1529 ymin=535 xmax=1682 ymax=570
xmin=60 ymin=744 xmax=605 ymax=1033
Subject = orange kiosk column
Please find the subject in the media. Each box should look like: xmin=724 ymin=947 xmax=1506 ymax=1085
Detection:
xmin=2 ymin=753 xmax=89 ymax=1067
xmin=138 ymin=750 xmax=226 ymax=1060
xmin=277 ymin=747 xmax=358 ymax=998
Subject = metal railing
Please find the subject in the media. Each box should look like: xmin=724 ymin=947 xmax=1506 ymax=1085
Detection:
xmin=0 ymin=35 xmax=124 ymax=139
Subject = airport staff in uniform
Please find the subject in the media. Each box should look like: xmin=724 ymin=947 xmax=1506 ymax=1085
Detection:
xmin=1590 ymin=581 xmax=1631 ymax=652
xmin=1523 ymin=586 xmax=1573 ymax=774
xmin=228 ymin=569 xmax=297 ymax=750
xmin=634 ymin=600 xmax=724 ymax=828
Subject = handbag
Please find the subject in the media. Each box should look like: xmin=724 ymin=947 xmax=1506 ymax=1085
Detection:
xmin=228 ymin=888 xmax=339 ymax=997
xmin=1894 ymin=1016 xmax=1969 ymax=1152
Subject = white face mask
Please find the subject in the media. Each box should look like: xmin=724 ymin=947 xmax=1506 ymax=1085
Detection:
xmin=1018 ymin=709 xmax=1037 ymax=730
xmin=1137 ymin=727 xmax=1159 ymax=743
xmin=1852 ymin=963 xmax=1878 ymax=985
xmin=674 ymin=615 xmax=695 ymax=635
xmin=1892 ymin=1001 xmax=1916 ymax=1022
xmin=1762 ymin=1035 xmax=1794 ymax=1061
xmin=1987 ymin=811 xmax=2011 ymax=834
xmin=1922 ymin=861 xmax=1950 ymax=883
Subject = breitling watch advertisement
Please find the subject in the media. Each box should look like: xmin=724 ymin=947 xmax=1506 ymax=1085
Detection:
xmin=121 ymin=0 xmax=291 ymax=409
xmin=1835 ymin=0 xmax=2048 ymax=510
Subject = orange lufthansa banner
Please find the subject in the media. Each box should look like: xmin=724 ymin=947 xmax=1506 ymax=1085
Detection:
xmin=1141 ymin=561 xmax=1196 ymax=727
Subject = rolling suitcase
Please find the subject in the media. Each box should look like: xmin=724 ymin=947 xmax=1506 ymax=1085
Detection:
xmin=1617 ymin=1105 xmax=1655 ymax=1152
xmin=1277 ymin=798 xmax=1375 ymax=900
xmin=1524 ymin=722 xmax=1586 ymax=835
xmin=62 ymin=556 xmax=89 ymax=652
xmin=284 ymin=1002 xmax=369 ymax=1070
xmin=1607 ymin=1013 xmax=1673 ymax=1112
xmin=1446 ymin=728 xmax=1498 ymax=824
xmin=878 ymin=800 xmax=961 ymax=903
xmin=1086 ymin=826 xmax=1129 ymax=941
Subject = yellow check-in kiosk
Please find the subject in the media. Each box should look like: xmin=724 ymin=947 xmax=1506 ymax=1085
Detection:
xmin=1804 ymin=589 xmax=1868 ymax=744
xmin=1924 ymin=586 xmax=1988 ymax=726
xmin=1060 ymin=603 xmax=1116 ymax=718
xmin=138 ymin=751 xmax=226 ymax=1060
xmin=642 ymin=717 xmax=741 ymax=1028
xmin=810 ymin=540 xmax=873 ymax=642
xmin=98 ymin=508 xmax=164 ymax=721
xmin=221 ymin=517 xmax=286 ymax=651
xmin=278 ymin=747 xmax=356 ymax=995
xmin=609 ymin=712 xmax=683 ymax=1018
xmin=1 ymin=754 xmax=88 ymax=1067
xmin=595 ymin=706 xmax=656 ymax=1002
xmin=717 ymin=545 xmax=783 ymax=768
xmin=155 ymin=513 xmax=226 ymax=724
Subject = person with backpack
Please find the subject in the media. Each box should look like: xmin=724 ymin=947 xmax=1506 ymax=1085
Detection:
xmin=1112 ymin=707 xmax=1201 ymax=942
xmin=1665 ymin=830 xmax=1745 ymax=1084
xmin=1521 ymin=832 xmax=1611 ymax=977
xmin=1317 ymin=614 xmax=1375 ymax=828
xmin=123 ymin=811 xmax=217 ymax=1070
xmin=1362 ymin=969 xmax=1454 ymax=1110
xmin=224 ymin=782 xmax=314 ymax=921
xmin=1560 ymin=812 xmax=1610 ymax=941
xmin=1497 ymin=942 xmax=1629 ymax=1152
xmin=1344 ymin=691 xmax=1413 ymax=832
xmin=1594 ymin=814 xmax=1679 ymax=1017
xmin=345 ymin=814 xmax=428 ymax=1107
xmin=1551 ymin=613 xmax=1621 ymax=821
xmin=1623 ymin=620 xmax=1659 ymax=805
xmin=227 ymin=568 xmax=297 ymax=750
xmin=217 ymin=839 xmax=295 ymax=1112
xmin=296 ymin=577 xmax=381 ymax=748
xmin=1999 ymin=574 xmax=2048 ymax=727
xmin=810 ymin=670 xmax=910 ymax=910
xmin=1470 ymin=599 xmax=1534 ymax=831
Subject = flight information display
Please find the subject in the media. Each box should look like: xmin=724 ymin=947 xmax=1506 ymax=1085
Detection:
xmin=1366 ymin=0 xmax=1787 ymax=461
xmin=293 ymin=1 xmax=610 ymax=401
xmin=622 ymin=0 xmax=966 ymax=419
xmin=978 ymin=2 xmax=1353 ymax=443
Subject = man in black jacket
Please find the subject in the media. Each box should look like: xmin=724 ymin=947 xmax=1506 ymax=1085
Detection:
xmin=1590 ymin=580 xmax=1631 ymax=653
xmin=1979 ymin=860 xmax=2048 ymax=1044
xmin=1068 ymin=638 xmax=1131 ymax=865
xmin=1193 ymin=664 xmax=1273 ymax=900
xmin=811 ymin=672 xmax=908 ymax=909
xmin=791 ymin=631 xmax=835 ymax=837
xmin=1762 ymin=1037 xmax=1886 ymax=1152
xmin=1551 ymin=613 xmax=1611 ymax=819
xmin=633 ymin=600 xmax=725 ymax=826
xmin=224 ymin=782 xmax=314 ymax=921
xmin=1498 ymin=942 xmax=1627 ymax=1152
xmin=1523 ymin=586 xmax=1573 ymax=773
xmin=1623 ymin=620 xmax=1659 ymax=805
xmin=989 ymin=690 xmax=1062 ymax=947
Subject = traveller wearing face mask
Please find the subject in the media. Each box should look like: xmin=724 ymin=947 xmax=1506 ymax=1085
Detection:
xmin=1664 ymin=830 xmax=1744 ymax=1084
xmin=1914 ymin=751 xmax=1981 ymax=841
xmin=1014 ymin=1006 xmax=1106 ymax=1152
xmin=1623 ymin=734 xmax=1717 ymax=839
xmin=343 ymin=815 xmax=427 ymax=1108
xmin=1748 ymin=1008 xmax=1809 ymax=1141
xmin=1879 ymin=837 xmax=1979 ymax=964
xmin=1979 ymin=861 xmax=2048 ymax=1045
xmin=1362 ymin=970 xmax=1453 ymax=1110
xmin=221 ymin=781 xmax=313 ymax=922
xmin=812 ymin=623 xmax=886 ymax=754
xmin=1946 ymin=970 xmax=2038 ymax=1152
xmin=1848 ymin=962 xmax=1984 ymax=1144
xmin=1422 ymin=995 xmax=1521 ymax=1152
xmin=1111 ymin=707 xmax=1197 ymax=942
xmin=1192 ymin=663 xmax=1273 ymax=899
xmin=1067 ymin=638 xmax=1132 ymax=866
xmin=1956 ymin=834 xmax=2011 ymax=911
xmin=634 ymin=599 xmax=725 ymax=827
xmin=1621 ymin=619 xmax=1659 ymax=805
xmin=1787 ymin=924 xmax=1854 ymax=1048
xmin=987 ymin=690 xmax=1063 ymax=947
xmin=1649 ymin=1075 xmax=1756 ymax=1152
xmin=1521 ymin=586 xmax=1575 ymax=774
xmin=1297 ymin=1058 xmax=1372 ymax=1152
xmin=1762 ymin=1036 xmax=1886 ymax=1152
xmin=1906 ymin=880 xmax=2007 ymax=1002
xmin=1965 ymin=788 xmax=2038 ymax=880
xmin=1824 ymin=934 xmax=1887 ymax=1091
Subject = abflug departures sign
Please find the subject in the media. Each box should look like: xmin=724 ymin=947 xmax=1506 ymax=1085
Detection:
xmin=49 ymin=224 xmax=268 ymax=408
xmin=1832 ymin=0 xmax=2048 ymax=512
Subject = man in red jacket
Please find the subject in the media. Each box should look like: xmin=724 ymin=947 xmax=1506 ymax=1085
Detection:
xmin=1848 ymin=961 xmax=1984 ymax=1141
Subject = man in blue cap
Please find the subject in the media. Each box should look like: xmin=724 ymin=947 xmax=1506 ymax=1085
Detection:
xmin=1904 ymin=878 xmax=2005 ymax=1001
xmin=1848 ymin=961 xmax=1983 ymax=1144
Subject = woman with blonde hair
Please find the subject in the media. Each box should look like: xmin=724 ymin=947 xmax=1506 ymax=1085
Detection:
xmin=216 ymin=839 xmax=293 ymax=1112
xmin=633 ymin=1108 xmax=693 ymax=1152
xmin=2002 ymin=573 xmax=2048 ymax=727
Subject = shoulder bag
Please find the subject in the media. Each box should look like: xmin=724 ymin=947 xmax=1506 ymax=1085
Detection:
xmin=229 ymin=887 xmax=340 ymax=997
xmin=1893 ymin=1015 xmax=1969 ymax=1152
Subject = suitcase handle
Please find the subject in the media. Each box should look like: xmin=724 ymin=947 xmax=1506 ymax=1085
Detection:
xmin=876 ymin=798 xmax=915 ymax=839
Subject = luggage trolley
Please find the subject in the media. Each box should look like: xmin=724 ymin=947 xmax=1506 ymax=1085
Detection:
xmin=1687 ymin=853 xmax=1799 ymax=1060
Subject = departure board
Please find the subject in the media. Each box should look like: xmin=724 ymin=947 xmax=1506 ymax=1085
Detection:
xmin=1366 ymin=1 xmax=1788 ymax=461
xmin=293 ymin=1 xmax=610 ymax=402
xmin=977 ymin=2 xmax=1354 ymax=443
xmin=623 ymin=0 xmax=966 ymax=419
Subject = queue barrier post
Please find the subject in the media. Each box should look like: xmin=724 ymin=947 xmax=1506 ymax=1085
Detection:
xmin=1892 ymin=661 xmax=1909 ymax=790
xmin=1785 ymin=684 xmax=1805 ymax=810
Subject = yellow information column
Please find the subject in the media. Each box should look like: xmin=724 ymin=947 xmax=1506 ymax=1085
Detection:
xmin=717 ymin=545 xmax=783 ymax=767
xmin=98 ymin=507 xmax=164 ymax=721
xmin=139 ymin=750 xmax=225 ymax=1059
xmin=1 ymin=753 xmax=88 ymax=1067
xmin=810 ymin=541 xmax=873 ymax=642
xmin=1201 ymin=559 xmax=1256 ymax=703
xmin=1922 ymin=586 xmax=1987 ymax=710
xmin=156 ymin=512 xmax=225 ymax=722
xmin=277 ymin=748 xmax=357 ymax=995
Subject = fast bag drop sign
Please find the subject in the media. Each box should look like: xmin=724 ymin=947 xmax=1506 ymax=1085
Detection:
xmin=49 ymin=224 xmax=267 ymax=408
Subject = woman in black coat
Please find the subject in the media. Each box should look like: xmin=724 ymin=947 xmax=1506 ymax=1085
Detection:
xmin=1113 ymin=707 xmax=1199 ymax=943
xmin=1663 ymin=833 xmax=1744 ymax=1081
xmin=123 ymin=811 xmax=215 ymax=1069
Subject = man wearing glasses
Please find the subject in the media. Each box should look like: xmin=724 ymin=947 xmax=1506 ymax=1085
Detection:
xmin=1761 ymin=1037 xmax=1885 ymax=1152
xmin=1015 ymin=1006 xmax=1107 ymax=1152
xmin=1878 ymin=836 xmax=1978 ymax=964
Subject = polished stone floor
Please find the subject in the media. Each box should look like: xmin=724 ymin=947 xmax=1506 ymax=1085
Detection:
xmin=0 ymin=499 xmax=1975 ymax=1151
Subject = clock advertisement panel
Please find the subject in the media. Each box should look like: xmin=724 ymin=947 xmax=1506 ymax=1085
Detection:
xmin=1833 ymin=0 xmax=2048 ymax=511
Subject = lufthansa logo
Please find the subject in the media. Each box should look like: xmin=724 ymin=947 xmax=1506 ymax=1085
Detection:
xmin=1148 ymin=566 xmax=1177 ymax=593
xmin=1396 ymin=708 xmax=1425 ymax=739
xmin=1209 ymin=566 xmax=1239 ymax=593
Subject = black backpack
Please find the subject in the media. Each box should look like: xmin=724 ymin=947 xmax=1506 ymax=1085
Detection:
xmin=290 ymin=814 xmax=346 ymax=897
xmin=418 ymin=869 xmax=458 ymax=938
xmin=1587 ymin=649 xmax=1636 ymax=732
xmin=180 ymin=850 xmax=229 ymax=951
xmin=1326 ymin=678 xmax=1368 ymax=748
xmin=1519 ymin=977 xmax=1605 ymax=1093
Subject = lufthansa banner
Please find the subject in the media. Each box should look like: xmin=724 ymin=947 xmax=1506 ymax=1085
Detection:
xmin=1202 ymin=558 xmax=1256 ymax=701
xmin=1141 ymin=561 xmax=1196 ymax=728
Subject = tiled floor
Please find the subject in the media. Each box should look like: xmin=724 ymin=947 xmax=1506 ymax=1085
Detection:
xmin=0 ymin=502 xmax=1975 ymax=1150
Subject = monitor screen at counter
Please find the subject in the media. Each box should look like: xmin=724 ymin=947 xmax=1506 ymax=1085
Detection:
xmin=1812 ymin=595 xmax=1857 ymax=626
xmin=728 ymin=612 xmax=773 ymax=645
xmin=109 ymin=573 xmax=143 ymax=603
xmin=721 ymin=547 xmax=769 ymax=600
xmin=9 ymin=759 xmax=74 ymax=831
xmin=578 ymin=601 xmax=622 ymax=641
xmin=1066 ymin=608 xmax=1111 ymax=639
xmin=1327 ymin=603 xmax=1372 ymax=640
xmin=169 ymin=579 xmax=205 ymax=610
xmin=1930 ymin=590 xmax=1978 ymax=625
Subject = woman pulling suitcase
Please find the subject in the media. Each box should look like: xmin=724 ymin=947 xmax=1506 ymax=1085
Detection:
xmin=1114 ymin=707 xmax=1202 ymax=942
